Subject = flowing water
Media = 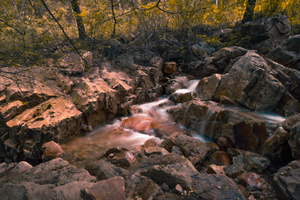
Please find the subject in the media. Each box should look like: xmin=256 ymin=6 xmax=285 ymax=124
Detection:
xmin=62 ymin=79 xmax=286 ymax=168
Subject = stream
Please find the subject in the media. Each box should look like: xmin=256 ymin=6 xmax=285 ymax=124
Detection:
xmin=62 ymin=79 xmax=285 ymax=168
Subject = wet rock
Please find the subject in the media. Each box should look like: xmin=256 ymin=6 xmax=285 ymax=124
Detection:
xmin=217 ymin=137 xmax=233 ymax=151
xmin=263 ymin=127 xmax=292 ymax=163
xmin=119 ymin=114 xmax=181 ymax=138
xmin=196 ymin=73 xmax=222 ymax=100
xmin=163 ymin=62 xmax=176 ymax=75
xmin=206 ymin=164 xmax=226 ymax=175
xmin=168 ymin=99 xmax=270 ymax=153
xmin=163 ymin=76 xmax=189 ymax=95
xmin=82 ymin=176 xmax=126 ymax=200
xmin=102 ymin=147 xmax=136 ymax=168
xmin=168 ymin=92 xmax=196 ymax=103
xmin=219 ymin=95 xmax=239 ymax=106
xmin=239 ymin=172 xmax=275 ymax=199
xmin=204 ymin=151 xmax=231 ymax=166
xmin=144 ymin=146 xmax=169 ymax=156
xmin=280 ymin=113 xmax=300 ymax=132
xmin=125 ymin=173 xmax=163 ymax=200
xmin=224 ymin=149 xmax=270 ymax=178
xmin=85 ymin=159 xmax=129 ymax=180
xmin=160 ymin=132 xmax=211 ymax=165
xmin=129 ymin=105 xmax=143 ymax=114
xmin=143 ymin=138 xmax=157 ymax=148
xmin=273 ymin=160 xmax=300 ymax=200
xmin=289 ymin=122 xmax=300 ymax=159
xmin=266 ymin=35 xmax=300 ymax=70
xmin=42 ymin=141 xmax=64 ymax=161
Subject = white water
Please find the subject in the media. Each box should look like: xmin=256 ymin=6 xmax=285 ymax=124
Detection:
xmin=175 ymin=79 xmax=199 ymax=94
xmin=62 ymin=79 xmax=286 ymax=167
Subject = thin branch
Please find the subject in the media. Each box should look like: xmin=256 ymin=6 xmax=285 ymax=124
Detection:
xmin=0 ymin=19 xmax=25 ymax=35
xmin=39 ymin=0 xmax=90 ymax=69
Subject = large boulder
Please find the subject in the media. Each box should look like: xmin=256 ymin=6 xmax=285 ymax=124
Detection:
xmin=125 ymin=173 xmax=163 ymax=199
xmin=224 ymin=149 xmax=271 ymax=178
xmin=214 ymin=51 xmax=286 ymax=111
xmin=0 ymin=158 xmax=98 ymax=200
xmin=136 ymin=154 xmax=245 ymax=199
xmin=81 ymin=176 xmax=126 ymax=200
xmin=3 ymin=97 xmax=82 ymax=163
xmin=266 ymin=35 xmax=300 ymax=70
xmin=160 ymin=132 xmax=212 ymax=165
xmin=263 ymin=127 xmax=292 ymax=163
xmin=289 ymin=122 xmax=300 ymax=160
xmin=0 ymin=80 xmax=57 ymax=121
xmin=182 ymin=46 xmax=247 ymax=78
xmin=85 ymin=159 xmax=129 ymax=180
xmin=168 ymin=99 xmax=270 ymax=153
xmin=273 ymin=160 xmax=300 ymax=200
xmin=221 ymin=14 xmax=291 ymax=53
xmin=197 ymin=51 xmax=300 ymax=116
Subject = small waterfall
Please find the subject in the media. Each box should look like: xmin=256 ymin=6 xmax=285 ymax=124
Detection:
xmin=199 ymin=108 xmax=217 ymax=137
xmin=175 ymin=79 xmax=200 ymax=94
xmin=62 ymin=78 xmax=286 ymax=168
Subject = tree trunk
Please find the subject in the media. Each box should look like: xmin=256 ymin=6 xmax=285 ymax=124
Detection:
xmin=242 ymin=0 xmax=257 ymax=23
xmin=71 ymin=0 xmax=87 ymax=39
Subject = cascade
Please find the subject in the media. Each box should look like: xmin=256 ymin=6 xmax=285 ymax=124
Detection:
xmin=62 ymin=78 xmax=286 ymax=168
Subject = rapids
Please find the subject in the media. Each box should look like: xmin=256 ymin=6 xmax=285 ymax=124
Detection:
xmin=62 ymin=79 xmax=285 ymax=168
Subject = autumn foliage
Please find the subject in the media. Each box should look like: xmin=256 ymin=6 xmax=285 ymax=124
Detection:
xmin=0 ymin=0 xmax=299 ymax=65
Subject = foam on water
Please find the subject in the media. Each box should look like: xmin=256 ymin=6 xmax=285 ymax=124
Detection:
xmin=175 ymin=79 xmax=200 ymax=94
xmin=111 ymin=129 xmax=161 ymax=148
xmin=258 ymin=112 xmax=286 ymax=123
xmin=138 ymin=98 xmax=169 ymax=113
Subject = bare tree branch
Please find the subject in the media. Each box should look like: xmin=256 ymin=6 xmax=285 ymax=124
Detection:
xmin=39 ymin=0 xmax=90 ymax=70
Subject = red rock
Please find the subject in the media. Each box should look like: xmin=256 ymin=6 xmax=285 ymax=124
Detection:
xmin=42 ymin=141 xmax=64 ymax=161
xmin=163 ymin=62 xmax=176 ymax=75
xmin=206 ymin=164 xmax=226 ymax=175
xmin=241 ymin=172 xmax=265 ymax=187
xmin=82 ymin=176 xmax=126 ymax=200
